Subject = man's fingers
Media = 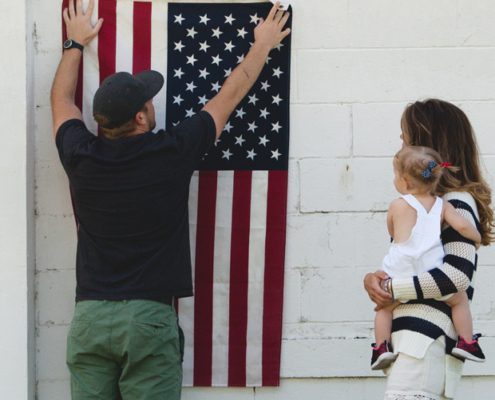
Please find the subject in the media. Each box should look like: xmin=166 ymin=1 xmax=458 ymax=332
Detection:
xmin=267 ymin=2 xmax=279 ymax=21
xmin=279 ymin=28 xmax=291 ymax=41
xmin=279 ymin=12 xmax=290 ymax=28
xmin=92 ymin=18 xmax=104 ymax=35
xmin=275 ymin=10 xmax=286 ymax=23
xmin=68 ymin=0 xmax=76 ymax=19
xmin=63 ymin=8 xmax=70 ymax=25
xmin=86 ymin=0 xmax=95 ymax=18
xmin=76 ymin=0 xmax=83 ymax=15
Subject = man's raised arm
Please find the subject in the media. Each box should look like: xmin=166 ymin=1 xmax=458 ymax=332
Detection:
xmin=202 ymin=1 xmax=291 ymax=139
xmin=50 ymin=0 xmax=103 ymax=136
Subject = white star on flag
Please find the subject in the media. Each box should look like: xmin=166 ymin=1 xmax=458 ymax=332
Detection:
xmin=237 ymin=27 xmax=248 ymax=38
xmin=271 ymin=149 xmax=282 ymax=160
xmin=187 ymin=27 xmax=198 ymax=38
xmin=236 ymin=54 xmax=245 ymax=64
xmin=199 ymin=14 xmax=210 ymax=25
xmin=174 ymin=14 xmax=185 ymax=25
xmin=248 ymin=94 xmax=259 ymax=105
xmin=272 ymin=67 xmax=283 ymax=78
xmin=271 ymin=121 xmax=282 ymax=133
xmin=260 ymin=108 xmax=270 ymax=119
xmin=224 ymin=68 xmax=232 ymax=77
xmin=222 ymin=148 xmax=233 ymax=160
xmin=174 ymin=41 xmax=185 ymax=52
xmin=186 ymin=54 xmax=197 ymax=66
xmin=235 ymin=108 xmax=246 ymax=119
xmin=199 ymin=41 xmax=210 ymax=52
xmin=199 ymin=68 xmax=210 ymax=79
xmin=212 ymin=27 xmax=223 ymax=38
xmin=275 ymin=43 xmax=284 ymax=51
xmin=174 ymin=68 xmax=184 ymax=79
xmin=261 ymin=81 xmax=271 ymax=91
xmin=259 ymin=135 xmax=270 ymax=146
xmin=185 ymin=108 xmax=195 ymax=118
xmin=186 ymin=81 xmax=197 ymax=92
xmin=173 ymin=94 xmax=184 ymax=105
xmin=224 ymin=41 xmax=235 ymax=52
xmin=235 ymin=135 xmax=246 ymax=146
xmin=211 ymin=54 xmax=222 ymax=66
xmin=247 ymin=149 xmax=257 ymax=160
xmin=223 ymin=121 xmax=233 ymax=132
xmin=225 ymin=14 xmax=236 ymax=25
xmin=249 ymin=13 xmax=260 ymax=24
xmin=211 ymin=81 xmax=221 ymax=92
xmin=247 ymin=121 xmax=258 ymax=133
xmin=198 ymin=95 xmax=208 ymax=106
xmin=272 ymin=94 xmax=282 ymax=105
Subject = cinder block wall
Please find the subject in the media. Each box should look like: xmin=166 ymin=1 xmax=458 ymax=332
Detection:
xmin=34 ymin=1 xmax=495 ymax=398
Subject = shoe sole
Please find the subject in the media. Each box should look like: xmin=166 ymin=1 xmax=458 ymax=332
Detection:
xmin=451 ymin=348 xmax=485 ymax=363
xmin=371 ymin=353 xmax=398 ymax=370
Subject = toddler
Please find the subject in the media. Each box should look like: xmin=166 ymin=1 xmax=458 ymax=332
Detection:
xmin=371 ymin=146 xmax=485 ymax=370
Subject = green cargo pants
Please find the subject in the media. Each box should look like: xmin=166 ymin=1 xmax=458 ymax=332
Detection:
xmin=67 ymin=300 xmax=184 ymax=400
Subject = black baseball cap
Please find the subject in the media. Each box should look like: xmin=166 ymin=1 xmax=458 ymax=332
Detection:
xmin=93 ymin=70 xmax=164 ymax=128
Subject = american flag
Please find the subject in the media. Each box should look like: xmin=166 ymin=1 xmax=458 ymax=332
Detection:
xmin=61 ymin=0 xmax=291 ymax=387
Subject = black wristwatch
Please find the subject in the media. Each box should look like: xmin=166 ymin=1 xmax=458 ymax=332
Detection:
xmin=63 ymin=39 xmax=84 ymax=52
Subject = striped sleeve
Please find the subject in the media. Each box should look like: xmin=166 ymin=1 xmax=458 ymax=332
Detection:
xmin=392 ymin=199 xmax=478 ymax=301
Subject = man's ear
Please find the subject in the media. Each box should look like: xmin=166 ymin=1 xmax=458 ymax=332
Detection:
xmin=134 ymin=110 xmax=146 ymax=127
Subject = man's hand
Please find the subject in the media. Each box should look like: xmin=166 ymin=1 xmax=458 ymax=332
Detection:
xmin=63 ymin=0 xmax=103 ymax=46
xmin=254 ymin=2 xmax=291 ymax=51
xmin=51 ymin=0 xmax=103 ymax=136
xmin=363 ymin=271 xmax=393 ymax=310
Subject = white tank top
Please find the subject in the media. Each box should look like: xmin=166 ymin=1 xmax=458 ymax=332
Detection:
xmin=382 ymin=194 xmax=445 ymax=278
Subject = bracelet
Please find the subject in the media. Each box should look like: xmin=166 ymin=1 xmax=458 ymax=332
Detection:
xmin=380 ymin=278 xmax=394 ymax=299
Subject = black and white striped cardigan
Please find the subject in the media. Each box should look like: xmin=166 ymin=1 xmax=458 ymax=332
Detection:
xmin=390 ymin=192 xmax=480 ymax=397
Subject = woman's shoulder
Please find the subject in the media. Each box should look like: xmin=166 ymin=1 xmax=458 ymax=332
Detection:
xmin=442 ymin=191 xmax=480 ymax=219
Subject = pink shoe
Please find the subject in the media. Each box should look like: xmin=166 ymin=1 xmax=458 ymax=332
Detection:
xmin=451 ymin=334 xmax=486 ymax=362
xmin=371 ymin=341 xmax=397 ymax=370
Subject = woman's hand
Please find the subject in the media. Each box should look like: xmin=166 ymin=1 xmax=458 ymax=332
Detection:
xmin=363 ymin=271 xmax=393 ymax=310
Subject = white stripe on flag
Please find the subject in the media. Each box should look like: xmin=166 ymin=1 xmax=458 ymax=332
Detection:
xmin=246 ymin=171 xmax=268 ymax=386
xmin=82 ymin=0 xmax=99 ymax=133
xmin=151 ymin=1 xmax=167 ymax=130
xmin=211 ymin=171 xmax=234 ymax=386
xmin=181 ymin=171 xmax=200 ymax=386
xmin=116 ymin=0 xmax=134 ymax=73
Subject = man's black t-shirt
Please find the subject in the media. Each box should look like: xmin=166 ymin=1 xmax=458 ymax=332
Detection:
xmin=56 ymin=111 xmax=216 ymax=302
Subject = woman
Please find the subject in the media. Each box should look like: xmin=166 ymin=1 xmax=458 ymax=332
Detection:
xmin=364 ymin=99 xmax=494 ymax=400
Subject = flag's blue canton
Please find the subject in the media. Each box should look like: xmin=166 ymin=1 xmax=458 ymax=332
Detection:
xmin=166 ymin=3 xmax=291 ymax=171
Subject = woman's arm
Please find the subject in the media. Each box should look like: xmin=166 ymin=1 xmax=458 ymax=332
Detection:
xmin=391 ymin=199 xmax=478 ymax=301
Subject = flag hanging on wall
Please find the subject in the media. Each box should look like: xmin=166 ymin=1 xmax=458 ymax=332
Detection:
xmin=62 ymin=0 xmax=291 ymax=387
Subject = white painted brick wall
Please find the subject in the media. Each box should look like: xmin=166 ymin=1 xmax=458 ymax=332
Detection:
xmin=32 ymin=0 xmax=495 ymax=399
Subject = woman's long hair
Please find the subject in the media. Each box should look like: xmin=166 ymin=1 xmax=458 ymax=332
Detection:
xmin=401 ymin=98 xmax=494 ymax=245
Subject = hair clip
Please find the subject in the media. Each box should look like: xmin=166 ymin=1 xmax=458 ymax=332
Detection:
xmin=422 ymin=160 xmax=437 ymax=178
xmin=440 ymin=162 xmax=452 ymax=168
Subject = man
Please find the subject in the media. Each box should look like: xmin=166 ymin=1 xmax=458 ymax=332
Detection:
xmin=51 ymin=0 xmax=290 ymax=398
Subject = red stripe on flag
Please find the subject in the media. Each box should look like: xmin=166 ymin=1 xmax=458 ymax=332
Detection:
xmin=193 ymin=171 xmax=217 ymax=386
xmin=262 ymin=170 xmax=288 ymax=386
xmin=228 ymin=171 xmax=252 ymax=386
xmin=98 ymin=0 xmax=116 ymax=82
xmin=61 ymin=0 xmax=82 ymax=109
xmin=133 ymin=2 xmax=152 ymax=73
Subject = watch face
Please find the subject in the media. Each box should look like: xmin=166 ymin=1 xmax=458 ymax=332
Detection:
xmin=63 ymin=39 xmax=73 ymax=49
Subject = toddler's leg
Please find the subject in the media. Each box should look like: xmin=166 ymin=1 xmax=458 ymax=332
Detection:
xmin=374 ymin=303 xmax=398 ymax=344
xmin=446 ymin=292 xmax=473 ymax=340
